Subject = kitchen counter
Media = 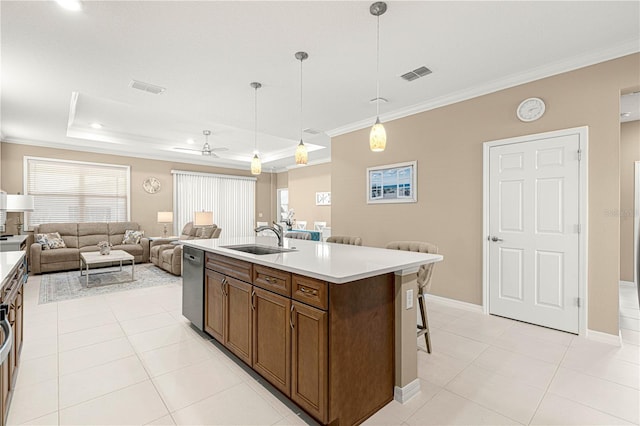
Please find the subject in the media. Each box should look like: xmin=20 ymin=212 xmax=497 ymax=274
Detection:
xmin=0 ymin=251 xmax=26 ymax=285
xmin=181 ymin=235 xmax=442 ymax=283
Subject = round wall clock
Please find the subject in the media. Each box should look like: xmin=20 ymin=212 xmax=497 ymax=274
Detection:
xmin=142 ymin=177 xmax=161 ymax=194
xmin=516 ymin=97 xmax=546 ymax=122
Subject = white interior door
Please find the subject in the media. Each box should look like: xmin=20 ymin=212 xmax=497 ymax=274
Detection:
xmin=488 ymin=133 xmax=581 ymax=333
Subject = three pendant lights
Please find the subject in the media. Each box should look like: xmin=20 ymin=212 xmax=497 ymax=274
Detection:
xmin=250 ymin=1 xmax=388 ymax=176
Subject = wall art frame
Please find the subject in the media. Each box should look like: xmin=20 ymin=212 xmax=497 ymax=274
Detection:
xmin=366 ymin=161 xmax=417 ymax=204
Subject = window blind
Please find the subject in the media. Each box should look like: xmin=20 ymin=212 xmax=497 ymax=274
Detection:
xmin=25 ymin=157 xmax=130 ymax=228
xmin=173 ymin=170 xmax=255 ymax=238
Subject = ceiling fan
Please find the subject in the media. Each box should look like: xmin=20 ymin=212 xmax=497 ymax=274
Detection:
xmin=174 ymin=130 xmax=229 ymax=158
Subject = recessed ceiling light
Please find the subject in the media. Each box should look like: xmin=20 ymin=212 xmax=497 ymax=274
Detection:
xmin=55 ymin=0 xmax=82 ymax=11
xmin=186 ymin=138 xmax=195 ymax=145
xmin=621 ymin=112 xmax=631 ymax=118
xmin=90 ymin=122 xmax=103 ymax=129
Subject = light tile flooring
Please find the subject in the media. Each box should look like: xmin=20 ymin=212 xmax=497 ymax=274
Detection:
xmin=8 ymin=275 xmax=640 ymax=425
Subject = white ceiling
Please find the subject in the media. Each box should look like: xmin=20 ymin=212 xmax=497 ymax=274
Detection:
xmin=2 ymin=1 xmax=639 ymax=171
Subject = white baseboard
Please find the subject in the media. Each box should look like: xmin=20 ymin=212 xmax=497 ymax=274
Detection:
xmin=586 ymin=328 xmax=622 ymax=346
xmin=424 ymin=293 xmax=484 ymax=313
xmin=620 ymin=280 xmax=635 ymax=288
xmin=394 ymin=378 xmax=421 ymax=404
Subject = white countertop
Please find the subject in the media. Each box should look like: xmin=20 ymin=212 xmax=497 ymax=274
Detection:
xmin=0 ymin=251 xmax=26 ymax=285
xmin=181 ymin=236 xmax=443 ymax=284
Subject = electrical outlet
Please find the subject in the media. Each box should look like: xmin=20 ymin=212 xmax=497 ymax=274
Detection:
xmin=258 ymin=212 xmax=263 ymax=218
xmin=406 ymin=289 xmax=414 ymax=310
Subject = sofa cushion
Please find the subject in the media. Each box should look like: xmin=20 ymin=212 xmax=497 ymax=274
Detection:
xmin=35 ymin=223 xmax=79 ymax=248
xmin=40 ymin=248 xmax=79 ymax=263
xmin=35 ymin=232 xmax=67 ymax=250
xmin=108 ymin=222 xmax=139 ymax=245
xmin=123 ymin=230 xmax=144 ymax=244
xmin=78 ymin=223 xmax=109 ymax=249
xmin=111 ymin=244 xmax=143 ymax=257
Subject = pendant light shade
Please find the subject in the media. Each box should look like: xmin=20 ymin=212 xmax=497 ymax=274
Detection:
xmin=295 ymin=51 xmax=309 ymax=165
xmin=295 ymin=140 xmax=308 ymax=165
xmin=369 ymin=117 xmax=387 ymax=152
xmin=251 ymin=154 xmax=261 ymax=175
xmin=250 ymin=82 xmax=262 ymax=175
xmin=369 ymin=2 xmax=387 ymax=152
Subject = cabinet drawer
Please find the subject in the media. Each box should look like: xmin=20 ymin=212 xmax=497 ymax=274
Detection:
xmin=253 ymin=265 xmax=291 ymax=297
xmin=292 ymin=275 xmax=328 ymax=310
xmin=205 ymin=253 xmax=252 ymax=283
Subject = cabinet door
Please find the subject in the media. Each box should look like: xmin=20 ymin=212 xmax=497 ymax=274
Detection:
xmin=252 ymin=287 xmax=291 ymax=396
xmin=224 ymin=277 xmax=253 ymax=365
xmin=205 ymin=269 xmax=225 ymax=342
xmin=291 ymin=301 xmax=328 ymax=424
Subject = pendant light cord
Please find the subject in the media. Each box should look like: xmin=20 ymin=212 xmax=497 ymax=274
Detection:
xmin=376 ymin=13 xmax=380 ymax=118
xmin=254 ymin=86 xmax=258 ymax=152
xmin=300 ymin=57 xmax=303 ymax=141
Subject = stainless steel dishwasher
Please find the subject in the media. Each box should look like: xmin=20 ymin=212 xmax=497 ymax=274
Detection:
xmin=182 ymin=245 xmax=204 ymax=330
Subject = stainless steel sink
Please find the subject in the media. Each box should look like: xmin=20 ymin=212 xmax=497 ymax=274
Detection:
xmin=221 ymin=244 xmax=296 ymax=255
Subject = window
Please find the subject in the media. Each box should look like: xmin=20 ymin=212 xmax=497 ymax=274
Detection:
xmin=173 ymin=170 xmax=256 ymax=237
xmin=25 ymin=157 xmax=130 ymax=228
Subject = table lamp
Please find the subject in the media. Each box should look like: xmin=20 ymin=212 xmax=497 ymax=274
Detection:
xmin=157 ymin=211 xmax=174 ymax=237
xmin=194 ymin=211 xmax=213 ymax=227
xmin=6 ymin=194 xmax=35 ymax=235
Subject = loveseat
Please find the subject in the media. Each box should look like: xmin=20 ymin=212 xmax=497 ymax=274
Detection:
xmin=150 ymin=221 xmax=221 ymax=275
xmin=30 ymin=222 xmax=149 ymax=274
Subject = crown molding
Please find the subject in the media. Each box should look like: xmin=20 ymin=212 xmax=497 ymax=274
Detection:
xmin=327 ymin=39 xmax=640 ymax=138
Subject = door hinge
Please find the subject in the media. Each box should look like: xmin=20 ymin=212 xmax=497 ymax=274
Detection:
xmin=576 ymin=297 xmax=581 ymax=308
xmin=576 ymin=223 xmax=581 ymax=234
xmin=577 ymin=149 xmax=582 ymax=161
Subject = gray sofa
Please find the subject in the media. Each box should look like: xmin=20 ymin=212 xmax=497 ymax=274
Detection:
xmin=150 ymin=221 xmax=221 ymax=275
xmin=30 ymin=222 xmax=150 ymax=274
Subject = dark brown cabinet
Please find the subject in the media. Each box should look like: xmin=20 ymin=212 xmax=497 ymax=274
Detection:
xmin=252 ymin=287 xmax=291 ymax=396
xmin=0 ymin=253 xmax=26 ymax=426
xmin=291 ymin=301 xmax=328 ymax=423
xmin=204 ymin=269 xmax=253 ymax=365
xmin=202 ymin=251 xmax=393 ymax=426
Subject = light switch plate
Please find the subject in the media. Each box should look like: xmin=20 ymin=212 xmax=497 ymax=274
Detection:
xmin=406 ymin=289 xmax=414 ymax=309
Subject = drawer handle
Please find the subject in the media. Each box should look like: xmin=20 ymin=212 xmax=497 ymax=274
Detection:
xmin=264 ymin=276 xmax=277 ymax=284
xmin=251 ymin=290 xmax=256 ymax=311
xmin=299 ymin=286 xmax=318 ymax=296
xmin=221 ymin=277 xmax=228 ymax=296
xmin=0 ymin=305 xmax=12 ymax=365
xmin=289 ymin=305 xmax=295 ymax=329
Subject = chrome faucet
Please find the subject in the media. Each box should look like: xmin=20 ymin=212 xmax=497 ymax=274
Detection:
xmin=255 ymin=222 xmax=284 ymax=247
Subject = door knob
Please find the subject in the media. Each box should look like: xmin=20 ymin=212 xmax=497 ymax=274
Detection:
xmin=490 ymin=236 xmax=503 ymax=242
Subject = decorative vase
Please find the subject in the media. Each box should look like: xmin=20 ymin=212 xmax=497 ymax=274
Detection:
xmin=100 ymin=246 xmax=110 ymax=255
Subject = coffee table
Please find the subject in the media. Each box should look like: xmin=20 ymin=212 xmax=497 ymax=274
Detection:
xmin=80 ymin=250 xmax=135 ymax=286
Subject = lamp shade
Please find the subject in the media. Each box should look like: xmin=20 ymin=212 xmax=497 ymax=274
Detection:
xmin=6 ymin=194 xmax=34 ymax=212
xmin=194 ymin=211 xmax=214 ymax=227
xmin=157 ymin=211 xmax=173 ymax=223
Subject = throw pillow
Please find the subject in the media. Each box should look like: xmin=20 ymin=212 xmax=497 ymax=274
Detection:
xmin=34 ymin=233 xmax=50 ymax=250
xmin=122 ymin=229 xmax=144 ymax=245
xmin=35 ymin=232 xmax=66 ymax=250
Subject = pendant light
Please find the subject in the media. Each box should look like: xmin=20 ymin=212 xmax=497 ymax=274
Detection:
xmin=250 ymin=82 xmax=262 ymax=175
xmin=294 ymin=51 xmax=309 ymax=165
xmin=369 ymin=2 xmax=388 ymax=152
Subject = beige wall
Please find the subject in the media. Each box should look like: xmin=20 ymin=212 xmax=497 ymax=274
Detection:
xmin=276 ymin=171 xmax=288 ymax=189
xmin=0 ymin=142 xmax=275 ymax=236
xmin=620 ymin=120 xmax=640 ymax=282
xmin=287 ymin=163 xmax=331 ymax=229
xmin=332 ymin=53 xmax=640 ymax=335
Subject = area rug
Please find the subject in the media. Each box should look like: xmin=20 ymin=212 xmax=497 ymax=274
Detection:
xmin=39 ymin=263 xmax=181 ymax=304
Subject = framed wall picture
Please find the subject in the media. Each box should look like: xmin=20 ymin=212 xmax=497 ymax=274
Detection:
xmin=316 ymin=191 xmax=331 ymax=206
xmin=367 ymin=161 xmax=417 ymax=204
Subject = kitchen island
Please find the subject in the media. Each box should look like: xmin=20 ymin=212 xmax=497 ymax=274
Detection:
xmin=181 ymin=236 xmax=442 ymax=425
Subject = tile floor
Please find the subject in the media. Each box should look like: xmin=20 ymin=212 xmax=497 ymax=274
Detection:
xmin=8 ymin=275 xmax=640 ymax=425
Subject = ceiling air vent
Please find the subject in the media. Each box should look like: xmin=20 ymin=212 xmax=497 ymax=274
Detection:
xmin=303 ymin=128 xmax=322 ymax=135
xmin=400 ymin=66 xmax=432 ymax=82
xmin=129 ymin=79 xmax=166 ymax=95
